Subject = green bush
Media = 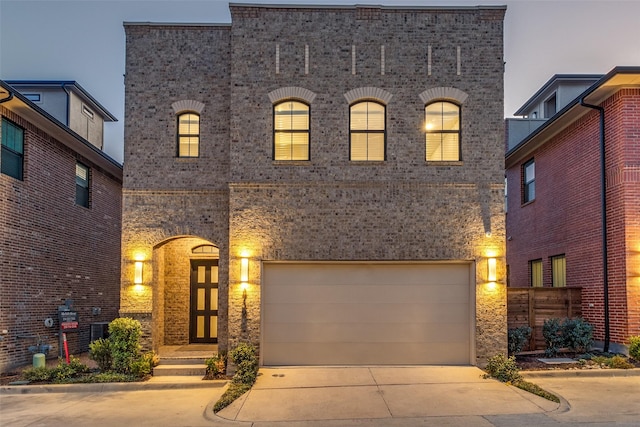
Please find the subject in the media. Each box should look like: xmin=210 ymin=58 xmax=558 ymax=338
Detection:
xmin=22 ymin=366 xmax=54 ymax=382
xmin=628 ymin=336 xmax=640 ymax=361
xmin=484 ymin=354 xmax=521 ymax=383
xmin=542 ymin=318 xmax=564 ymax=357
xmin=592 ymin=355 xmax=634 ymax=369
xmin=89 ymin=337 xmax=113 ymax=372
xmin=205 ymin=352 xmax=227 ymax=379
xmin=562 ymin=318 xmax=593 ymax=353
xmin=130 ymin=351 xmax=157 ymax=378
xmin=508 ymin=326 xmax=532 ymax=355
xmin=108 ymin=317 xmax=142 ymax=374
xmin=214 ymin=343 xmax=259 ymax=413
xmin=22 ymin=356 xmax=90 ymax=383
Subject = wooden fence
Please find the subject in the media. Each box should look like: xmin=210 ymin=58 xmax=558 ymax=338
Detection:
xmin=507 ymin=287 xmax=582 ymax=351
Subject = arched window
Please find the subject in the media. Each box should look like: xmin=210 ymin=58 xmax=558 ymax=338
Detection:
xmin=192 ymin=245 xmax=219 ymax=256
xmin=350 ymin=101 xmax=385 ymax=161
xmin=425 ymin=101 xmax=460 ymax=161
xmin=273 ymin=101 xmax=310 ymax=160
xmin=177 ymin=112 xmax=200 ymax=157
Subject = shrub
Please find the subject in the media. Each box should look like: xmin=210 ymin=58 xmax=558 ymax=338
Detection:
xmin=542 ymin=318 xmax=564 ymax=357
xmin=214 ymin=343 xmax=259 ymax=413
xmin=205 ymin=352 xmax=227 ymax=379
xmin=89 ymin=337 xmax=113 ymax=372
xmin=592 ymin=355 xmax=634 ymax=369
xmin=130 ymin=351 xmax=158 ymax=378
xmin=628 ymin=336 xmax=640 ymax=361
xmin=23 ymin=356 xmax=90 ymax=383
xmin=562 ymin=318 xmax=593 ymax=353
xmin=508 ymin=326 xmax=532 ymax=355
xmin=484 ymin=354 xmax=521 ymax=383
xmin=22 ymin=366 xmax=54 ymax=382
xmin=108 ymin=318 xmax=142 ymax=374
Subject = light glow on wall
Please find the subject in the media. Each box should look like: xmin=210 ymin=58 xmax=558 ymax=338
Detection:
xmin=134 ymin=261 xmax=144 ymax=284
xmin=240 ymin=257 xmax=249 ymax=282
xmin=488 ymin=258 xmax=497 ymax=282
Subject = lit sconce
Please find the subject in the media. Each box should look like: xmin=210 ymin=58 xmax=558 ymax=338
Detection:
xmin=487 ymin=257 xmax=497 ymax=282
xmin=134 ymin=261 xmax=144 ymax=284
xmin=240 ymin=257 xmax=249 ymax=283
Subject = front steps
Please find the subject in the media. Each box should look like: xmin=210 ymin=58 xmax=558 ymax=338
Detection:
xmin=153 ymin=356 xmax=208 ymax=377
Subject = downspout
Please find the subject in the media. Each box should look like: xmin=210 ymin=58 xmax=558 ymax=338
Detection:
xmin=61 ymin=83 xmax=71 ymax=127
xmin=580 ymin=98 xmax=610 ymax=353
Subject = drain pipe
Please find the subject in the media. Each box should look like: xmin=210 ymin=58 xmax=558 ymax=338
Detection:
xmin=580 ymin=98 xmax=610 ymax=353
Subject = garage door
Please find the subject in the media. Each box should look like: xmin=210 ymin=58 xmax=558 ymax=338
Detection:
xmin=262 ymin=262 xmax=473 ymax=365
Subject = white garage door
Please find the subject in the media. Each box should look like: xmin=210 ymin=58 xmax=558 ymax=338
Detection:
xmin=262 ymin=262 xmax=473 ymax=365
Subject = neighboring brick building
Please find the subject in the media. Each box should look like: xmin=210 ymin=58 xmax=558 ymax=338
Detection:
xmin=506 ymin=67 xmax=640 ymax=353
xmin=0 ymin=81 xmax=122 ymax=373
xmin=122 ymin=3 xmax=507 ymax=366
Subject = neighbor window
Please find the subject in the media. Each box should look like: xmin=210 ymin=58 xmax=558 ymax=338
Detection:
xmin=24 ymin=93 xmax=41 ymax=103
xmin=551 ymin=255 xmax=566 ymax=288
xmin=177 ymin=113 xmax=200 ymax=157
xmin=1 ymin=117 xmax=24 ymax=180
xmin=350 ymin=101 xmax=385 ymax=161
xmin=523 ymin=159 xmax=535 ymax=203
xmin=273 ymin=101 xmax=310 ymax=160
xmin=425 ymin=101 xmax=460 ymax=161
xmin=75 ymin=162 xmax=90 ymax=208
xmin=530 ymin=259 xmax=543 ymax=287
xmin=544 ymin=94 xmax=557 ymax=118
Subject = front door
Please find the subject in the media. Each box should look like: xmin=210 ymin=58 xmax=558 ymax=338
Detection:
xmin=189 ymin=260 xmax=218 ymax=343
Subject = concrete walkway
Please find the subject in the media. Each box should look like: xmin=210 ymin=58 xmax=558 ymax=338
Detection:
xmin=218 ymin=366 xmax=559 ymax=423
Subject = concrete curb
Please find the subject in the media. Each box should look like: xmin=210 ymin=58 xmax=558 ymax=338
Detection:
xmin=0 ymin=378 xmax=228 ymax=394
xmin=522 ymin=368 xmax=640 ymax=378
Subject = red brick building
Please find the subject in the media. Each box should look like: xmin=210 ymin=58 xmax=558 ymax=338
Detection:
xmin=0 ymin=81 xmax=122 ymax=373
xmin=505 ymin=67 xmax=640 ymax=353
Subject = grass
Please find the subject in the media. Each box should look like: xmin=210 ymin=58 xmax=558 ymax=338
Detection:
xmin=513 ymin=379 xmax=560 ymax=403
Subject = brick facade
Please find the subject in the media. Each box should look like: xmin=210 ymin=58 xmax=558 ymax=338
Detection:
xmin=506 ymin=82 xmax=640 ymax=351
xmin=0 ymin=103 xmax=122 ymax=373
xmin=122 ymin=4 xmax=507 ymax=365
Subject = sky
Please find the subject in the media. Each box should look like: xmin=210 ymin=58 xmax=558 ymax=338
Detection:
xmin=1 ymin=0 xmax=639 ymax=163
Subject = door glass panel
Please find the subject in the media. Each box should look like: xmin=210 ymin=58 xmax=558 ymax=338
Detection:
xmin=210 ymin=288 xmax=218 ymax=310
xmin=197 ymin=316 xmax=204 ymax=338
xmin=197 ymin=266 xmax=206 ymax=283
xmin=211 ymin=266 xmax=219 ymax=283
xmin=197 ymin=289 xmax=205 ymax=310
xmin=210 ymin=317 xmax=218 ymax=339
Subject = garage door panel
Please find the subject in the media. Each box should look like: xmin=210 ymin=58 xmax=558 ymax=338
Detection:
xmin=265 ymin=342 xmax=470 ymax=365
xmin=265 ymin=283 xmax=469 ymax=304
xmin=264 ymin=302 xmax=469 ymax=324
xmin=262 ymin=262 xmax=472 ymax=365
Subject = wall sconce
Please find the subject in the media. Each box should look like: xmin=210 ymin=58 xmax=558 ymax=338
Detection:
xmin=240 ymin=257 xmax=249 ymax=283
xmin=134 ymin=261 xmax=144 ymax=284
xmin=487 ymin=257 xmax=497 ymax=282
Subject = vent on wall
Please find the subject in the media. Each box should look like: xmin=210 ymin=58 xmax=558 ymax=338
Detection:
xmin=90 ymin=322 xmax=110 ymax=342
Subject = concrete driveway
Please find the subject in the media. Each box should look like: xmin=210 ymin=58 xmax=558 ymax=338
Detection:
xmin=218 ymin=366 xmax=559 ymax=423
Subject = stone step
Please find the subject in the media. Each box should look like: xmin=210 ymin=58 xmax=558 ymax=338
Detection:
xmin=157 ymin=356 xmax=208 ymax=365
xmin=153 ymin=364 xmax=207 ymax=376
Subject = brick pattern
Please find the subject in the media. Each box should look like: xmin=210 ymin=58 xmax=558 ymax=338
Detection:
xmin=506 ymin=89 xmax=640 ymax=348
xmin=1 ymin=107 xmax=122 ymax=373
xmin=122 ymin=5 xmax=507 ymax=364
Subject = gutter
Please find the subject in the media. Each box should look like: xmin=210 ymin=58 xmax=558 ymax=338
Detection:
xmin=579 ymin=97 xmax=610 ymax=353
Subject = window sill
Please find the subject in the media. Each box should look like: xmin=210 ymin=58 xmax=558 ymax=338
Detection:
xmin=425 ymin=161 xmax=463 ymax=166
xmin=272 ymin=161 xmax=312 ymax=166
xmin=349 ymin=161 xmax=386 ymax=165
xmin=521 ymin=200 xmax=535 ymax=207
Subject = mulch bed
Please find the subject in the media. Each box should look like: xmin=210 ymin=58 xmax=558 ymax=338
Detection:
xmin=516 ymin=351 xmax=640 ymax=371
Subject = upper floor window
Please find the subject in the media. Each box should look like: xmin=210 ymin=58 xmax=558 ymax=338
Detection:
xmin=425 ymin=101 xmax=460 ymax=161
xmin=75 ymin=161 xmax=90 ymax=208
xmin=523 ymin=159 xmax=535 ymax=203
xmin=1 ymin=117 xmax=24 ymax=180
xmin=274 ymin=101 xmax=310 ymax=161
xmin=551 ymin=255 xmax=566 ymax=288
xmin=177 ymin=113 xmax=199 ymax=157
xmin=350 ymin=101 xmax=385 ymax=161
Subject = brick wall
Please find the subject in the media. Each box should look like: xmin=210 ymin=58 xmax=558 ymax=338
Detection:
xmin=1 ymin=107 xmax=122 ymax=373
xmin=506 ymin=89 xmax=640 ymax=347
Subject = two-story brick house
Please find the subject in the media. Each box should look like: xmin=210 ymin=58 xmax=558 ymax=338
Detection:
xmin=506 ymin=67 xmax=640 ymax=353
xmin=121 ymin=3 xmax=507 ymax=366
xmin=1 ymin=81 xmax=122 ymax=373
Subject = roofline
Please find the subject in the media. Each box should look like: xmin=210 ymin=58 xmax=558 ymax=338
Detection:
xmin=513 ymin=74 xmax=603 ymax=116
xmin=506 ymin=66 xmax=640 ymax=167
xmin=4 ymin=80 xmax=118 ymax=122
xmin=123 ymin=22 xmax=231 ymax=27
xmin=0 ymin=80 xmax=123 ymax=180
xmin=229 ymin=2 xmax=507 ymax=11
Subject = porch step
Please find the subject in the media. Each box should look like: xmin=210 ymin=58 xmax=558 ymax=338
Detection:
xmin=153 ymin=356 xmax=209 ymax=376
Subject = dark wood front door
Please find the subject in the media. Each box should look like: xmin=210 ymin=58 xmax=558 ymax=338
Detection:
xmin=189 ymin=260 xmax=218 ymax=343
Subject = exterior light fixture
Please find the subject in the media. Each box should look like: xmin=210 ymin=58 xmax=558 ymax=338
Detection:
xmin=134 ymin=261 xmax=144 ymax=284
xmin=240 ymin=257 xmax=249 ymax=283
xmin=487 ymin=257 xmax=497 ymax=282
